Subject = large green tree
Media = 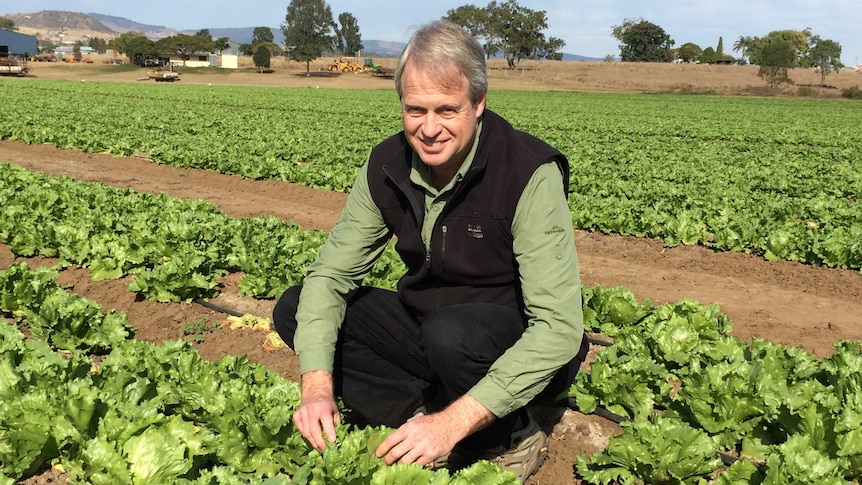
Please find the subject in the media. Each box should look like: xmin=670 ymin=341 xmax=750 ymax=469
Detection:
xmin=282 ymin=0 xmax=335 ymax=73
xmin=253 ymin=45 xmax=272 ymax=72
xmin=241 ymin=27 xmax=278 ymax=56
xmin=445 ymin=3 xmax=499 ymax=59
xmin=445 ymin=0 xmax=564 ymax=67
xmin=808 ymin=36 xmax=843 ymax=86
xmin=611 ymin=18 xmax=674 ymax=62
xmin=0 ymin=17 xmax=15 ymax=30
xmin=753 ymin=33 xmax=797 ymax=87
xmin=157 ymin=33 xmax=215 ymax=65
xmin=214 ymin=37 xmax=231 ymax=53
xmin=676 ymin=42 xmax=702 ymax=63
xmin=335 ymin=12 xmax=363 ymax=56
xmin=699 ymin=46 xmax=718 ymax=64
xmin=108 ymin=31 xmax=159 ymax=66
xmin=88 ymin=37 xmax=108 ymax=54
xmin=253 ymin=27 xmax=275 ymax=45
xmin=748 ymin=29 xmax=811 ymax=66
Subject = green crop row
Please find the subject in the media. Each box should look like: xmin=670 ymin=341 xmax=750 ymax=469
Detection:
xmin=0 ymin=162 xmax=404 ymax=303
xmin=1 ymin=79 xmax=860 ymax=271
xmin=2 ymin=163 xmax=862 ymax=483
xmin=0 ymin=263 xmax=515 ymax=484
xmin=575 ymin=286 xmax=862 ymax=484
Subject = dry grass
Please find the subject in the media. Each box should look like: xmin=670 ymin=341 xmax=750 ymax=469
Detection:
xmin=21 ymin=53 xmax=862 ymax=98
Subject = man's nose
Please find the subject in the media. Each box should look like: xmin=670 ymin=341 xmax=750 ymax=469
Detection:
xmin=421 ymin=113 xmax=441 ymax=138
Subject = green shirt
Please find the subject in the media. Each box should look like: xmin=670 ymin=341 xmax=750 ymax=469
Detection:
xmin=294 ymin=125 xmax=584 ymax=417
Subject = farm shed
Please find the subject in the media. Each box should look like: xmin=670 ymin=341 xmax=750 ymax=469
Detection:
xmin=0 ymin=30 xmax=37 ymax=56
xmin=167 ymin=52 xmax=212 ymax=68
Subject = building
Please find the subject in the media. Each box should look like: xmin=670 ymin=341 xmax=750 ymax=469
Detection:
xmin=54 ymin=45 xmax=96 ymax=60
xmin=0 ymin=30 xmax=38 ymax=56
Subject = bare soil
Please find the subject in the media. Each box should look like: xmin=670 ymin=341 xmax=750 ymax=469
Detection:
xmin=23 ymin=54 xmax=862 ymax=97
xmin=4 ymin=61 xmax=862 ymax=484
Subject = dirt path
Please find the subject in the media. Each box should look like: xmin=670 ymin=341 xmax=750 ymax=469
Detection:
xmin=3 ymin=137 xmax=862 ymax=484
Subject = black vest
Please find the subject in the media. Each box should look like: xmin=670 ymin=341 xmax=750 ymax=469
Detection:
xmin=366 ymin=110 xmax=569 ymax=321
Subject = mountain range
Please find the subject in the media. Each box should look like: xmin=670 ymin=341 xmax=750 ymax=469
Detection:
xmin=3 ymin=10 xmax=602 ymax=60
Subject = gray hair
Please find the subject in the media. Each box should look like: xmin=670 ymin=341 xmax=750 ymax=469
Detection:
xmin=394 ymin=21 xmax=488 ymax=106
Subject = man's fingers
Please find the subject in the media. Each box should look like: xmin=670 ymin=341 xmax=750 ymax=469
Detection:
xmin=322 ymin=411 xmax=339 ymax=445
xmin=376 ymin=429 xmax=404 ymax=464
xmin=293 ymin=406 xmax=339 ymax=451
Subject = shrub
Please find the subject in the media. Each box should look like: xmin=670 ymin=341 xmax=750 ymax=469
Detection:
xmin=841 ymin=85 xmax=862 ymax=99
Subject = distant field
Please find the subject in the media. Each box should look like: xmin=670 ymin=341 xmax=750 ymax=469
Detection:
xmin=2 ymin=78 xmax=860 ymax=271
xmin=21 ymin=54 xmax=862 ymax=97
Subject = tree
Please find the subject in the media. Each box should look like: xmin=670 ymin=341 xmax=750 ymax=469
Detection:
xmin=445 ymin=0 xmax=563 ymax=67
xmin=214 ymin=37 xmax=231 ymax=53
xmin=754 ymin=33 xmax=797 ymax=87
xmin=88 ymin=37 xmax=108 ymax=54
xmin=253 ymin=45 xmax=271 ymax=72
xmin=158 ymin=33 xmax=215 ymax=66
xmin=240 ymin=27 xmax=279 ymax=57
xmin=125 ymin=38 xmax=159 ymax=66
xmin=253 ymin=27 xmax=275 ymax=45
xmin=335 ymin=12 xmax=363 ymax=56
xmin=732 ymin=36 xmax=753 ymax=63
xmin=282 ymin=0 xmax=335 ymax=73
xmin=808 ymin=36 xmax=843 ymax=86
xmin=611 ymin=18 xmax=674 ymax=62
xmin=444 ymin=4 xmax=496 ymax=58
xmin=748 ymin=29 xmax=811 ymax=67
xmin=699 ymin=47 xmax=718 ymax=64
xmin=0 ymin=17 xmax=15 ymax=30
xmin=716 ymin=36 xmax=724 ymax=56
xmin=108 ymin=31 xmax=159 ymax=66
xmin=676 ymin=43 xmax=702 ymax=63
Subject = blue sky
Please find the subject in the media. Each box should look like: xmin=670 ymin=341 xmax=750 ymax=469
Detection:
xmin=3 ymin=1 xmax=860 ymax=64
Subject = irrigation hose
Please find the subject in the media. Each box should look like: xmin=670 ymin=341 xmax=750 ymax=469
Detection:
xmin=194 ymin=298 xmax=245 ymax=317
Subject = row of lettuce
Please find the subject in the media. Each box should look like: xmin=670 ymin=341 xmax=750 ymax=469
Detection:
xmin=574 ymin=287 xmax=862 ymax=484
xmin=2 ymin=163 xmax=861 ymax=483
xmin=1 ymin=80 xmax=861 ymax=272
xmin=0 ymin=264 xmax=514 ymax=485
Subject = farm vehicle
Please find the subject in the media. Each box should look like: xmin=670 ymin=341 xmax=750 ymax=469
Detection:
xmin=142 ymin=63 xmax=180 ymax=82
xmin=33 ymin=52 xmax=58 ymax=62
xmin=327 ymin=56 xmax=374 ymax=73
xmin=326 ymin=57 xmax=394 ymax=78
xmin=0 ymin=53 xmax=28 ymax=77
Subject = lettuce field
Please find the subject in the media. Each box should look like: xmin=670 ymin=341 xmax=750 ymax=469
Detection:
xmin=1 ymin=77 xmax=861 ymax=484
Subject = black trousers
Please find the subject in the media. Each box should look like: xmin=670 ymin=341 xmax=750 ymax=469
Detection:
xmin=272 ymin=285 xmax=588 ymax=449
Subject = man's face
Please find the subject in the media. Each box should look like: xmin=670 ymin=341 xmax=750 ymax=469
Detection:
xmin=400 ymin=61 xmax=486 ymax=174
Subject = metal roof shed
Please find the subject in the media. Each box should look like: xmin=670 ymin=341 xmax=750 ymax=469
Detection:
xmin=0 ymin=30 xmax=38 ymax=56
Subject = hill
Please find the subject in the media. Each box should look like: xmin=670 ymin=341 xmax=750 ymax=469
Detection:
xmin=1 ymin=10 xmax=596 ymax=60
xmin=86 ymin=13 xmax=180 ymax=39
xmin=4 ymin=10 xmax=114 ymax=34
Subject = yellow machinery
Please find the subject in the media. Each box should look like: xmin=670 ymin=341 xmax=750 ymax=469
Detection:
xmin=327 ymin=56 xmax=372 ymax=73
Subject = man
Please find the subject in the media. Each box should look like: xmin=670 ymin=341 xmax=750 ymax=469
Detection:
xmin=272 ymin=21 xmax=588 ymax=483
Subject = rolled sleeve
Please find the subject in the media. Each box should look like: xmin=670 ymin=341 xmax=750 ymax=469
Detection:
xmin=293 ymin=163 xmax=392 ymax=375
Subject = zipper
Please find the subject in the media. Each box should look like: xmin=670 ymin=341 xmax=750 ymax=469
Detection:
xmin=440 ymin=225 xmax=448 ymax=277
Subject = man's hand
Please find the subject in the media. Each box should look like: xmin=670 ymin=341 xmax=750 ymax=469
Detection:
xmin=376 ymin=394 xmax=495 ymax=466
xmin=294 ymin=370 xmax=340 ymax=451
